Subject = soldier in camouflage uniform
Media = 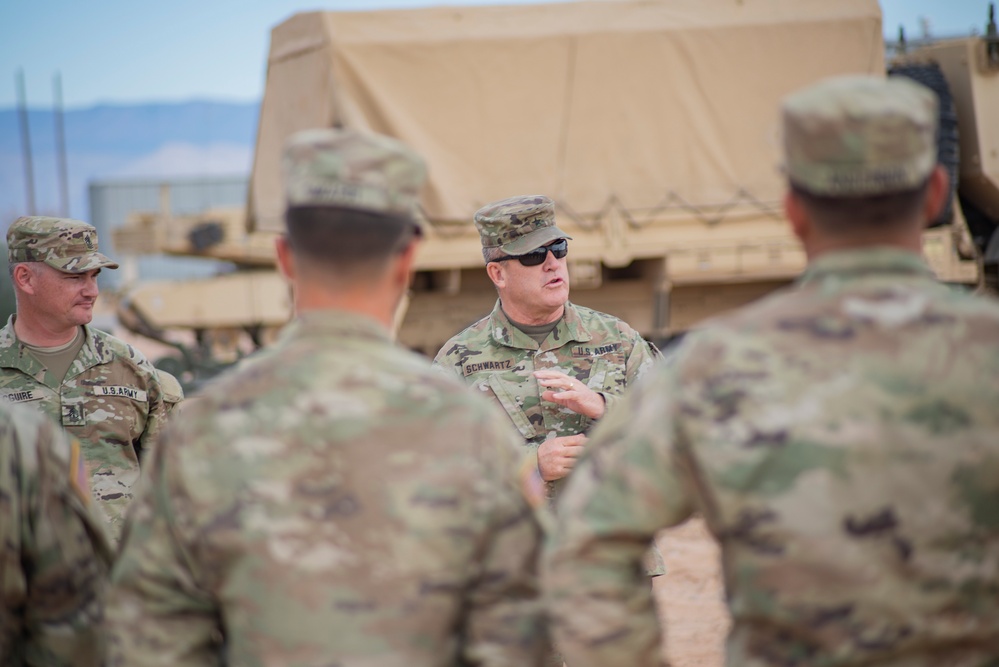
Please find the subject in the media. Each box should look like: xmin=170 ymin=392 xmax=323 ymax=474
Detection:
xmin=433 ymin=195 xmax=666 ymax=578
xmin=545 ymin=75 xmax=999 ymax=666
xmin=1 ymin=216 xmax=169 ymax=543
xmin=0 ymin=402 xmax=113 ymax=666
xmin=106 ymin=128 xmax=548 ymax=666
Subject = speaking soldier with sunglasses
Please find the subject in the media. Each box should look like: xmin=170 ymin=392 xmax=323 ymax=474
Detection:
xmin=433 ymin=194 xmax=666 ymax=579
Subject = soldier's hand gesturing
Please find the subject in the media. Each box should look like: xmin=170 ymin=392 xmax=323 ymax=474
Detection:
xmin=537 ymin=433 xmax=587 ymax=481
xmin=535 ymin=369 xmax=606 ymax=419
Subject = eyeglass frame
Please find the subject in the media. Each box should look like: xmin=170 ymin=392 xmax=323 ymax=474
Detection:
xmin=489 ymin=239 xmax=569 ymax=267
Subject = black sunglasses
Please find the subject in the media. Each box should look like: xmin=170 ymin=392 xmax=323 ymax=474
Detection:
xmin=492 ymin=239 xmax=568 ymax=267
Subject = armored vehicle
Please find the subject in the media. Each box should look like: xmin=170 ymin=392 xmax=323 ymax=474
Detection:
xmin=114 ymin=0 xmax=995 ymax=383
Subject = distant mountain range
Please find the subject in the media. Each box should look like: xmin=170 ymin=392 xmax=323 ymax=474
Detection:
xmin=0 ymin=100 xmax=259 ymax=224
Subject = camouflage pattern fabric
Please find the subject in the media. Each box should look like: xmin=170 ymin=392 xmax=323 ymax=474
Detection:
xmin=283 ymin=127 xmax=427 ymax=220
xmin=154 ymin=368 xmax=185 ymax=413
xmin=0 ymin=402 xmax=113 ymax=666
xmin=0 ymin=318 xmax=168 ymax=544
xmin=545 ymin=248 xmax=999 ymax=667
xmin=783 ymin=75 xmax=937 ymax=196
xmin=474 ymin=194 xmax=573 ymax=255
xmin=107 ymin=310 xmax=548 ymax=666
xmin=434 ymin=299 xmax=666 ymax=576
xmin=6 ymin=216 xmax=119 ymax=273
xmin=434 ymin=299 xmax=660 ymax=495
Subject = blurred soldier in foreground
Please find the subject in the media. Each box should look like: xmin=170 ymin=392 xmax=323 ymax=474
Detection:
xmin=107 ymin=128 xmax=548 ymax=666
xmin=433 ymin=196 xmax=665 ymax=571
xmin=545 ymin=75 xmax=999 ymax=666
xmin=1 ymin=216 xmax=169 ymax=543
xmin=0 ymin=402 xmax=113 ymax=666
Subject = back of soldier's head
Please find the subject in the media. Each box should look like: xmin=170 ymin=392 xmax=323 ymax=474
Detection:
xmin=281 ymin=128 xmax=427 ymax=276
xmin=781 ymin=75 xmax=940 ymax=231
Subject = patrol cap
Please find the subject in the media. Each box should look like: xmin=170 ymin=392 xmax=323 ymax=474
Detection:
xmin=283 ymin=127 xmax=427 ymax=226
xmin=6 ymin=216 xmax=119 ymax=273
xmin=474 ymin=194 xmax=573 ymax=255
xmin=782 ymin=75 xmax=938 ymax=196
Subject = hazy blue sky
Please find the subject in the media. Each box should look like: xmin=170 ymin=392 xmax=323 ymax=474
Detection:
xmin=0 ymin=0 xmax=989 ymax=109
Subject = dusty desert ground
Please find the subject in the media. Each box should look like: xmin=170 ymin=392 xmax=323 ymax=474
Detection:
xmin=654 ymin=518 xmax=730 ymax=667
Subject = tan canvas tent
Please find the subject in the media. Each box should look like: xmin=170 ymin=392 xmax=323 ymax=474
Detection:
xmin=250 ymin=0 xmax=884 ymax=234
xmin=116 ymin=0 xmax=984 ymax=362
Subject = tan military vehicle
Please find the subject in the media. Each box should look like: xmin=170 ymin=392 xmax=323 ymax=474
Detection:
xmin=115 ymin=0 xmax=996 ymax=383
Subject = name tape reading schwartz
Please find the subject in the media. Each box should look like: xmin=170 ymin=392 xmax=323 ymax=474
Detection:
xmin=463 ymin=360 xmax=514 ymax=376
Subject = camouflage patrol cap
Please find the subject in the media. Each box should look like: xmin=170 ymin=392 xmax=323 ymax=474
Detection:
xmin=474 ymin=194 xmax=572 ymax=255
xmin=6 ymin=216 xmax=119 ymax=273
xmin=782 ymin=75 xmax=938 ymax=196
xmin=283 ymin=128 xmax=427 ymax=224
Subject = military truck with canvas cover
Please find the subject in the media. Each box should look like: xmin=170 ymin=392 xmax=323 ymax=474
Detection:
xmin=114 ymin=0 xmax=991 ymax=373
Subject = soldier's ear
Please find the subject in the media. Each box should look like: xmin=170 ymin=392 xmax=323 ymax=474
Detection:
xmin=392 ymin=236 xmax=419 ymax=289
xmin=923 ymin=165 xmax=949 ymax=227
xmin=11 ymin=263 xmax=37 ymax=293
xmin=275 ymin=235 xmax=296 ymax=282
xmin=784 ymin=190 xmax=810 ymax=245
xmin=486 ymin=261 xmax=506 ymax=288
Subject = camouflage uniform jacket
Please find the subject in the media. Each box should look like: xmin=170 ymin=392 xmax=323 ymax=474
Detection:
xmin=433 ymin=299 xmax=660 ymax=497
xmin=106 ymin=310 xmax=548 ymax=667
xmin=546 ymin=248 xmax=999 ymax=667
xmin=435 ymin=299 xmax=667 ymax=577
xmin=0 ymin=403 xmax=114 ymax=666
xmin=0 ymin=316 xmax=167 ymax=543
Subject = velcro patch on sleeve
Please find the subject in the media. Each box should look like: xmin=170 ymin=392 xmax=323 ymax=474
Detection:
xmin=69 ymin=438 xmax=91 ymax=505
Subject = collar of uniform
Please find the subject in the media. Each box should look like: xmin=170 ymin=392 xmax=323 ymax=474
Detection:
xmin=0 ymin=318 xmax=107 ymax=386
xmin=70 ymin=325 xmax=116 ymax=377
xmin=489 ymin=300 xmax=593 ymax=350
xmin=0 ymin=315 xmax=48 ymax=381
xmin=278 ymin=309 xmax=393 ymax=345
xmin=798 ymin=247 xmax=935 ymax=286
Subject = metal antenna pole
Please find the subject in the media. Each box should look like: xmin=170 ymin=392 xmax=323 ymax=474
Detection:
xmin=16 ymin=68 xmax=36 ymax=215
xmin=54 ymin=71 xmax=70 ymax=217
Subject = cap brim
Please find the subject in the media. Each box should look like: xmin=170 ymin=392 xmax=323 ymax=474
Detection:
xmin=501 ymin=225 xmax=573 ymax=255
xmin=46 ymin=252 xmax=119 ymax=273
